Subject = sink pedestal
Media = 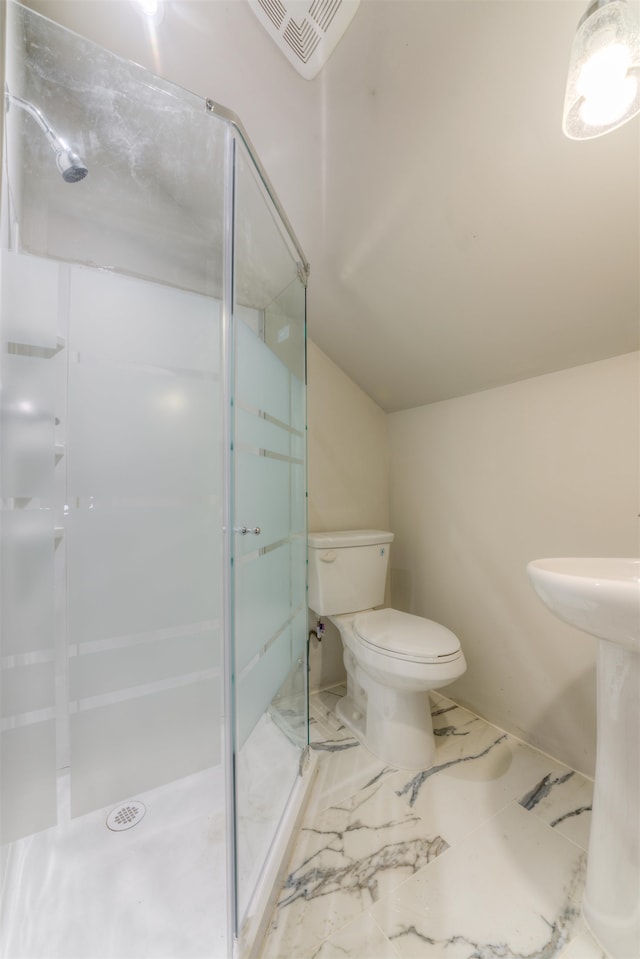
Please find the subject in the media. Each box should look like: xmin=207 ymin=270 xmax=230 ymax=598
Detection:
xmin=583 ymin=640 xmax=639 ymax=959
xmin=526 ymin=558 xmax=640 ymax=959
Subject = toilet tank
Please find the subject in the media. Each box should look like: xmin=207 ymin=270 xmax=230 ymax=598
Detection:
xmin=308 ymin=530 xmax=394 ymax=615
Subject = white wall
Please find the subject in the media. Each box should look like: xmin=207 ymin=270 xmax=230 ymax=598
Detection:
xmin=307 ymin=341 xmax=390 ymax=690
xmin=388 ymin=353 xmax=639 ymax=776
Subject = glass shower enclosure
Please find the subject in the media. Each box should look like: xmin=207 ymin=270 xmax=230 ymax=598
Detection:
xmin=0 ymin=3 xmax=309 ymax=957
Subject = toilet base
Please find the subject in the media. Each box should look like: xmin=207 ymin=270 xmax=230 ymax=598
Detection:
xmin=335 ymin=663 xmax=437 ymax=771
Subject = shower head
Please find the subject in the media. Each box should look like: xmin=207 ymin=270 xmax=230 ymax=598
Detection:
xmin=55 ymin=148 xmax=88 ymax=183
xmin=5 ymin=88 xmax=88 ymax=183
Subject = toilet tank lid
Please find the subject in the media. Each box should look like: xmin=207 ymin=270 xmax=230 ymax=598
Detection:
xmin=308 ymin=529 xmax=394 ymax=549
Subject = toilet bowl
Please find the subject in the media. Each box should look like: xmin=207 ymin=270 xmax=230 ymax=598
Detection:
xmin=308 ymin=530 xmax=467 ymax=771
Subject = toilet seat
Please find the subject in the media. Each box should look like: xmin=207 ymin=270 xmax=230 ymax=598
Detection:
xmin=354 ymin=608 xmax=461 ymax=664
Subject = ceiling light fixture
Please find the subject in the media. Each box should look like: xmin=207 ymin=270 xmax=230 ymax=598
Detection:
xmin=563 ymin=0 xmax=640 ymax=139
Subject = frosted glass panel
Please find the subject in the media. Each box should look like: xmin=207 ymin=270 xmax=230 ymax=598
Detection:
xmin=69 ymin=267 xmax=220 ymax=373
xmin=68 ymin=361 xmax=218 ymax=498
xmin=1 ymin=251 xmax=59 ymax=348
xmin=67 ymin=505 xmax=219 ymax=645
xmin=70 ymin=629 xmax=218 ymax=702
xmin=236 ymin=407 xmax=290 ymax=458
xmin=237 ymin=630 xmax=291 ymax=748
xmin=1 ymin=509 xmax=54 ymax=655
xmin=0 ymin=722 xmax=57 ymax=843
xmin=290 ymin=425 xmax=305 ymax=462
xmin=70 ymin=680 xmax=219 ymax=817
xmin=235 ymin=453 xmax=290 ymax=552
xmin=1 ymin=353 xmax=55 ymax=499
xmin=236 ymin=545 xmax=292 ymax=673
xmin=1 ymin=661 xmax=55 ymax=717
xmin=65 ymin=263 xmax=223 ymax=821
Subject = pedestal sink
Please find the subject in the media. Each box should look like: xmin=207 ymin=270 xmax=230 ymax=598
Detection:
xmin=527 ymin=558 xmax=640 ymax=959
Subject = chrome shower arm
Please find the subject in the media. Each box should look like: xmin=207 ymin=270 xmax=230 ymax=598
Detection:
xmin=5 ymin=85 xmax=88 ymax=182
xmin=6 ymin=89 xmax=63 ymax=149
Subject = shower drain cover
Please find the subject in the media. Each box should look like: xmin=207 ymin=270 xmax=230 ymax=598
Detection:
xmin=106 ymin=800 xmax=146 ymax=832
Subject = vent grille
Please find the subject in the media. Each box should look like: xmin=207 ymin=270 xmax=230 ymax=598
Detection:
xmin=250 ymin=0 xmax=360 ymax=79
xmin=309 ymin=0 xmax=341 ymax=32
xmin=258 ymin=0 xmax=286 ymax=30
xmin=283 ymin=16 xmax=321 ymax=64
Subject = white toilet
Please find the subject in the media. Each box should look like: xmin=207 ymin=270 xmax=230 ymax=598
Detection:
xmin=308 ymin=529 xmax=467 ymax=770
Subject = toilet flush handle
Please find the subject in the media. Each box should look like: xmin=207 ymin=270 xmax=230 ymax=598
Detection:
xmin=320 ymin=550 xmax=337 ymax=562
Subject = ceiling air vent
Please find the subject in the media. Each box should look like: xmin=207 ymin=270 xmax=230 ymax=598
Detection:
xmin=249 ymin=0 xmax=360 ymax=79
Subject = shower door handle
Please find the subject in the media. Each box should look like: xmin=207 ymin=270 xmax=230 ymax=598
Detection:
xmin=235 ymin=526 xmax=261 ymax=535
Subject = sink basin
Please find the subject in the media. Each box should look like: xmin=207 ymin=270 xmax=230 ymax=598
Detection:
xmin=527 ymin=557 xmax=640 ymax=651
xmin=527 ymin=556 xmax=640 ymax=959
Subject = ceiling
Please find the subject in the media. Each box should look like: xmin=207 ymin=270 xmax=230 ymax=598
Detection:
xmin=22 ymin=0 xmax=640 ymax=411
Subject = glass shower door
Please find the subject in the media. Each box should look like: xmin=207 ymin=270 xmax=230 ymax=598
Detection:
xmin=1 ymin=6 xmax=230 ymax=958
xmin=232 ymin=140 xmax=308 ymax=924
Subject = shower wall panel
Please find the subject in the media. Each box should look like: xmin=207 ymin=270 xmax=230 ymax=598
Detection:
xmin=0 ymin=253 xmax=59 ymax=843
xmin=65 ymin=265 xmax=222 ymax=817
xmin=1 ymin=252 xmax=224 ymax=833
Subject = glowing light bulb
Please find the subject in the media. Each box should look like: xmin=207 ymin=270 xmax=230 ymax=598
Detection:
xmin=577 ymin=43 xmax=637 ymax=125
xmin=580 ymin=73 xmax=637 ymax=125
xmin=578 ymin=42 xmax=630 ymax=95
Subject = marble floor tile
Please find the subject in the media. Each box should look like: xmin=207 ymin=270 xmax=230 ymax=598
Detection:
xmin=306 ymin=739 xmax=393 ymax=816
xmin=309 ymin=685 xmax=358 ymax=749
xmin=314 ymin=912 xmax=401 ymax=959
xmin=559 ymin=919 xmax=609 ymax=959
xmin=262 ymin=778 xmax=450 ymax=958
xmin=262 ymin=687 xmax=596 ymax=959
xmin=310 ymin=685 xmax=348 ymax=728
xmin=518 ymin=765 xmax=593 ymax=850
xmin=386 ymin=698 xmax=581 ymax=846
xmin=369 ymin=801 xmax=586 ymax=959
